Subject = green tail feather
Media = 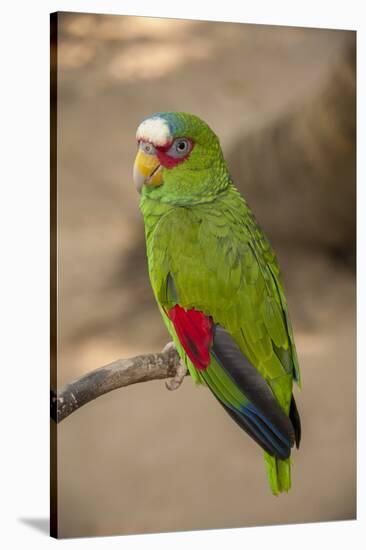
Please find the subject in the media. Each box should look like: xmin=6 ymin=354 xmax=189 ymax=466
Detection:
xmin=264 ymin=452 xmax=292 ymax=495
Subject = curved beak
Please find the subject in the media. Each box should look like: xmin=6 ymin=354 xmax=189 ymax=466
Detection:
xmin=133 ymin=149 xmax=163 ymax=193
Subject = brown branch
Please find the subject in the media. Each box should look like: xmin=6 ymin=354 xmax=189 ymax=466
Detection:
xmin=51 ymin=344 xmax=185 ymax=423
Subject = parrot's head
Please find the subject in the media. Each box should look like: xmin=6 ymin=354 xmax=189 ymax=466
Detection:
xmin=133 ymin=112 xmax=230 ymax=205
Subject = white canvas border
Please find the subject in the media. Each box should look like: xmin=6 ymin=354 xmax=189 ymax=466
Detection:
xmin=0 ymin=1 xmax=363 ymax=548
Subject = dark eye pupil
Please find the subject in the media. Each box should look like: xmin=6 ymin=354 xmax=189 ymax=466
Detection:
xmin=178 ymin=141 xmax=186 ymax=150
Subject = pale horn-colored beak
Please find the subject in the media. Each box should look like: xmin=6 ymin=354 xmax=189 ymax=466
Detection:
xmin=133 ymin=149 xmax=163 ymax=193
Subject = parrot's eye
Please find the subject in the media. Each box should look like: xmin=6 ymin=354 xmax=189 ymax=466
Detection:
xmin=140 ymin=141 xmax=156 ymax=155
xmin=167 ymin=138 xmax=192 ymax=158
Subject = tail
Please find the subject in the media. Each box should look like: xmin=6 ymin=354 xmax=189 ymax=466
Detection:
xmin=264 ymin=453 xmax=292 ymax=495
xmin=264 ymin=395 xmax=301 ymax=495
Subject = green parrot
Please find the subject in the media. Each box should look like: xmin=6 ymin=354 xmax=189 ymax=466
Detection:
xmin=133 ymin=112 xmax=301 ymax=495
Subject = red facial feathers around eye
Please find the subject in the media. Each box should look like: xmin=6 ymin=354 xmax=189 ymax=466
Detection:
xmin=156 ymin=148 xmax=182 ymax=169
xmin=156 ymin=138 xmax=194 ymax=169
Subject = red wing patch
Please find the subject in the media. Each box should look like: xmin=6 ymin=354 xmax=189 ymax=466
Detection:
xmin=166 ymin=305 xmax=213 ymax=370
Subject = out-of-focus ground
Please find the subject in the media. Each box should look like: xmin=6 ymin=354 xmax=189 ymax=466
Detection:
xmin=54 ymin=13 xmax=356 ymax=538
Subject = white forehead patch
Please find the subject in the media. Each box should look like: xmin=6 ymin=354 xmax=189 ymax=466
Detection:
xmin=136 ymin=117 xmax=171 ymax=146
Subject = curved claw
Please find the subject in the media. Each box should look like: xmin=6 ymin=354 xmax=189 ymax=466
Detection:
xmin=162 ymin=341 xmax=176 ymax=354
xmin=165 ymin=359 xmax=187 ymax=391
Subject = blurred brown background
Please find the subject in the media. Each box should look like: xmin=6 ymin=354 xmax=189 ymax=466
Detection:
xmin=53 ymin=13 xmax=356 ymax=538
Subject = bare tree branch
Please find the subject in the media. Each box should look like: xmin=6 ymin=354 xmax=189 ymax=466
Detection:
xmin=51 ymin=344 xmax=185 ymax=423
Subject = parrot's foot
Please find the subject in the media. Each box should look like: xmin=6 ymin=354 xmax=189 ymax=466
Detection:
xmin=162 ymin=342 xmax=187 ymax=391
xmin=165 ymin=359 xmax=187 ymax=391
xmin=162 ymin=341 xmax=176 ymax=354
